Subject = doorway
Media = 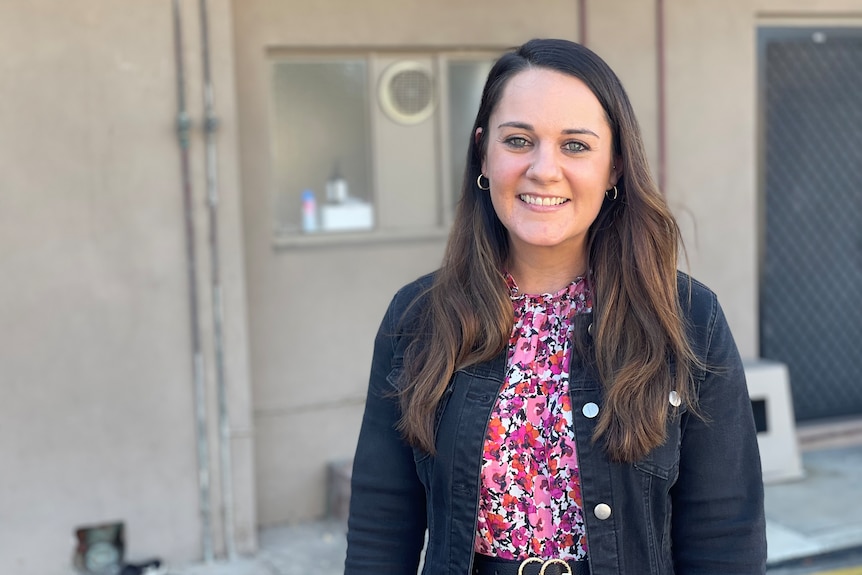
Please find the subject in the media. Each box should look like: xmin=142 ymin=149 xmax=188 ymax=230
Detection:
xmin=759 ymin=27 xmax=862 ymax=421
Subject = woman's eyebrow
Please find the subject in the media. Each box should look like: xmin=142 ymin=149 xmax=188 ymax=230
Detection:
xmin=497 ymin=121 xmax=600 ymax=139
xmin=562 ymin=128 xmax=600 ymax=138
xmin=498 ymin=121 xmax=534 ymax=130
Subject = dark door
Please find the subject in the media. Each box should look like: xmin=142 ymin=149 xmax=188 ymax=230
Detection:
xmin=760 ymin=28 xmax=862 ymax=421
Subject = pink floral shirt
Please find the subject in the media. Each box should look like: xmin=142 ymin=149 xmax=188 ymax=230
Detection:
xmin=474 ymin=273 xmax=592 ymax=560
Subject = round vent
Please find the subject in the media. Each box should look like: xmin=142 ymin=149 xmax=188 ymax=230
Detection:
xmin=378 ymin=61 xmax=435 ymax=125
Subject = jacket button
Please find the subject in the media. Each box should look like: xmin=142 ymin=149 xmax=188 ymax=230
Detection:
xmin=587 ymin=322 xmax=593 ymax=337
xmin=582 ymin=402 xmax=599 ymax=418
xmin=669 ymin=390 xmax=682 ymax=407
xmin=594 ymin=503 xmax=612 ymax=520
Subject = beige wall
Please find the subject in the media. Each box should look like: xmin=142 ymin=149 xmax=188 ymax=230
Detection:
xmin=662 ymin=0 xmax=861 ymax=357
xmin=0 ymin=1 xmax=255 ymax=572
xmin=2 ymin=0 xmax=857 ymax=565
xmin=236 ymin=0 xmax=861 ymax=526
xmin=232 ymin=0 xmax=583 ymax=525
xmin=662 ymin=0 xmax=761 ymax=357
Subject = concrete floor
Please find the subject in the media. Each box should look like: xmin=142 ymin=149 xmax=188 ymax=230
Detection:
xmin=167 ymin=443 xmax=862 ymax=575
xmin=765 ymin=446 xmax=862 ymax=566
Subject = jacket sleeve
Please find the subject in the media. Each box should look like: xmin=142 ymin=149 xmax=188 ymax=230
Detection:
xmin=671 ymin=291 xmax=767 ymax=574
xmin=344 ymin=294 xmax=427 ymax=574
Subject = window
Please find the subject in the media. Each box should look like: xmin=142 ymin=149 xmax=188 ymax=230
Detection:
xmin=270 ymin=57 xmax=373 ymax=235
xmin=446 ymin=59 xmax=495 ymax=212
xmin=269 ymin=50 xmax=500 ymax=243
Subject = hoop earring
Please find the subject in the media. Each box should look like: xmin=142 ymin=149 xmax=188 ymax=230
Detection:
xmin=477 ymin=173 xmax=490 ymax=191
xmin=605 ymin=185 xmax=618 ymax=201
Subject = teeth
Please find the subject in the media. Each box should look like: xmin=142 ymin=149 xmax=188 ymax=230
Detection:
xmin=519 ymin=194 xmax=568 ymax=206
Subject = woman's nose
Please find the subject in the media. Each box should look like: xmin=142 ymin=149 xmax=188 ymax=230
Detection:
xmin=527 ymin=144 xmax=563 ymax=183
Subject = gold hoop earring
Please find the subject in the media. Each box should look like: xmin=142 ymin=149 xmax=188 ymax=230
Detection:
xmin=606 ymin=185 xmax=618 ymax=201
xmin=477 ymin=173 xmax=490 ymax=190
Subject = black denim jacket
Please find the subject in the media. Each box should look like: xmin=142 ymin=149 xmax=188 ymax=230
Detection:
xmin=345 ymin=272 xmax=766 ymax=575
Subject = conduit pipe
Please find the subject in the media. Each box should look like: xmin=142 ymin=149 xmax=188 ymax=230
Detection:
xmin=198 ymin=0 xmax=237 ymax=560
xmin=579 ymin=0 xmax=667 ymax=191
xmin=172 ymin=0 xmax=215 ymax=562
xmin=656 ymin=0 xmax=668 ymax=192
xmin=578 ymin=0 xmax=588 ymax=46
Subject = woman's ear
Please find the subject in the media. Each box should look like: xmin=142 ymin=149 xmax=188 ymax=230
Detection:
xmin=476 ymin=128 xmax=487 ymax=174
xmin=610 ymin=157 xmax=622 ymax=187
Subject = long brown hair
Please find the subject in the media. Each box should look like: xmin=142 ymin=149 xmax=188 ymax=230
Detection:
xmin=398 ymin=39 xmax=700 ymax=463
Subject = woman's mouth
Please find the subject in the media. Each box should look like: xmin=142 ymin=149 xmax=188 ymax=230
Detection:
xmin=518 ymin=194 xmax=569 ymax=206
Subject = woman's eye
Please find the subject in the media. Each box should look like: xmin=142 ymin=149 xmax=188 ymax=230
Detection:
xmin=505 ymin=137 xmax=530 ymax=148
xmin=563 ymin=141 xmax=587 ymax=152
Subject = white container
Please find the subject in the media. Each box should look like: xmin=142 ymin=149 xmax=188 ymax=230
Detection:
xmin=744 ymin=360 xmax=804 ymax=483
xmin=321 ymin=201 xmax=374 ymax=232
xmin=326 ymin=176 xmax=349 ymax=204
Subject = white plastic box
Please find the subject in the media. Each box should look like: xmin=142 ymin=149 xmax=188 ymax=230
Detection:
xmin=321 ymin=201 xmax=374 ymax=232
xmin=744 ymin=360 xmax=804 ymax=483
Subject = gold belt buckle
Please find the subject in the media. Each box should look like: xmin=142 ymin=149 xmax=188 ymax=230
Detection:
xmin=517 ymin=557 xmax=573 ymax=575
xmin=517 ymin=558 xmax=543 ymax=575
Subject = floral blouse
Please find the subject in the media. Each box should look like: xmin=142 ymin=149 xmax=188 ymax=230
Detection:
xmin=474 ymin=273 xmax=592 ymax=560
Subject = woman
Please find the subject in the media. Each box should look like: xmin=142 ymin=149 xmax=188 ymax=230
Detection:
xmin=345 ymin=39 xmax=766 ymax=575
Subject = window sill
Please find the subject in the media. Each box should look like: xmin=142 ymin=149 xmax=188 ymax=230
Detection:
xmin=272 ymin=226 xmax=450 ymax=250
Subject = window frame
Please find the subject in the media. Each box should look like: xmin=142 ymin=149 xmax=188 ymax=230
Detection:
xmin=268 ymin=48 xmax=503 ymax=249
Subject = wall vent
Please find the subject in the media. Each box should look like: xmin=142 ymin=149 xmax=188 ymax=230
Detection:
xmin=378 ymin=61 xmax=435 ymax=125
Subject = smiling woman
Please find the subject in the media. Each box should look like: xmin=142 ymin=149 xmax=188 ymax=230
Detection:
xmin=345 ymin=39 xmax=766 ymax=575
xmin=478 ymin=68 xmax=618 ymax=294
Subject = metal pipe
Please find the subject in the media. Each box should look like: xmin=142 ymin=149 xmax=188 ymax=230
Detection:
xmin=578 ymin=0 xmax=588 ymax=46
xmin=172 ymin=0 xmax=215 ymax=562
xmin=656 ymin=0 xmax=668 ymax=193
xmin=198 ymin=0 xmax=237 ymax=559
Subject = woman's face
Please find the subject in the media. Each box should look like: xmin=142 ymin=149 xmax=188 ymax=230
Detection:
xmin=479 ymin=67 xmax=619 ymax=266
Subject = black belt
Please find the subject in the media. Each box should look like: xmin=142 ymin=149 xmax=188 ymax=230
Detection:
xmin=472 ymin=554 xmax=590 ymax=575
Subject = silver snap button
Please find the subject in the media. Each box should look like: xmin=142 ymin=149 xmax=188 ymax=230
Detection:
xmin=594 ymin=503 xmax=612 ymax=520
xmin=582 ymin=402 xmax=599 ymax=419
xmin=587 ymin=322 xmax=594 ymax=337
xmin=669 ymin=390 xmax=682 ymax=407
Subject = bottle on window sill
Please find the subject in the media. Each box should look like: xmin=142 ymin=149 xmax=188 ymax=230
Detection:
xmin=301 ymin=189 xmax=318 ymax=233
xmin=326 ymin=162 xmax=349 ymax=204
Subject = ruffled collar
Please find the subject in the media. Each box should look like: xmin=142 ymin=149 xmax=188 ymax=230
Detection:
xmin=504 ymin=271 xmax=589 ymax=305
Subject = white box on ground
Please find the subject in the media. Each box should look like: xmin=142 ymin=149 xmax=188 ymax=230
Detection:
xmin=744 ymin=360 xmax=804 ymax=483
xmin=321 ymin=201 xmax=374 ymax=232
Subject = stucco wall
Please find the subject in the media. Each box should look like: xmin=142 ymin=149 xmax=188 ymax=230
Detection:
xmin=232 ymin=0 xmax=587 ymax=525
xmin=0 ymin=1 xmax=254 ymax=572
xmin=663 ymin=0 xmax=861 ymax=358
xmin=236 ymin=0 xmax=861 ymax=526
xmin=2 ymin=1 xmax=856 ymax=562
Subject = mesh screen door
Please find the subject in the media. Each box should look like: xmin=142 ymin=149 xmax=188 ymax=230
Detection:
xmin=759 ymin=28 xmax=862 ymax=421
